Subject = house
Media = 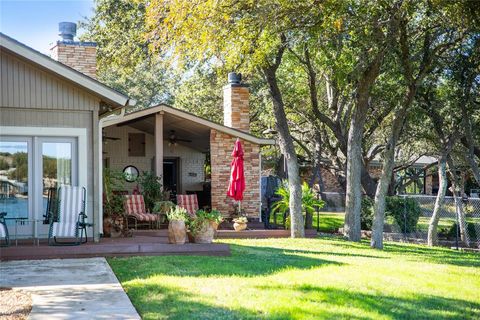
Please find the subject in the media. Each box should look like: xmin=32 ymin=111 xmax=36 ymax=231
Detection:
xmin=0 ymin=23 xmax=272 ymax=242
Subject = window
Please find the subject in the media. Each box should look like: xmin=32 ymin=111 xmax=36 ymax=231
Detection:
xmin=0 ymin=140 xmax=30 ymax=219
xmin=128 ymin=133 xmax=146 ymax=157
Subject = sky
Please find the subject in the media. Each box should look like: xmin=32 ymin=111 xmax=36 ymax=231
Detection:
xmin=0 ymin=0 xmax=95 ymax=54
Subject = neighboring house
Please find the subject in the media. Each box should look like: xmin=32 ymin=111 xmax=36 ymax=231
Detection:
xmin=0 ymin=23 xmax=272 ymax=242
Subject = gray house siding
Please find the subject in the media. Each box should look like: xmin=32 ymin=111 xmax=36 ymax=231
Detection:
xmin=0 ymin=49 xmax=102 ymax=240
xmin=1 ymin=50 xmax=98 ymax=110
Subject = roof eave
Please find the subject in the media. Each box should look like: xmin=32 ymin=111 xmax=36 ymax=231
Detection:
xmin=102 ymin=104 xmax=275 ymax=145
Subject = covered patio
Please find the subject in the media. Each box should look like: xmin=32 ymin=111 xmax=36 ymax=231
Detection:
xmin=101 ymin=104 xmax=273 ymax=220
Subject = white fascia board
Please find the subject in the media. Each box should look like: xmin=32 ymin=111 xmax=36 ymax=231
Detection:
xmin=0 ymin=33 xmax=134 ymax=108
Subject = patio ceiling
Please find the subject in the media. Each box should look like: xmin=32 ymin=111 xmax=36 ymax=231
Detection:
xmin=117 ymin=113 xmax=211 ymax=152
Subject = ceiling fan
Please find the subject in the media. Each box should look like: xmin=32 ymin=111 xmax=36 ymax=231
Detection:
xmin=168 ymin=130 xmax=192 ymax=145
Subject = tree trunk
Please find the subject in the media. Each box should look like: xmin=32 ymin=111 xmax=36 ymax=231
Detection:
xmin=428 ymin=156 xmax=447 ymax=246
xmin=370 ymin=144 xmax=395 ymax=249
xmin=371 ymin=87 xmax=414 ymax=249
xmin=344 ymin=109 xmax=368 ymax=242
xmin=447 ymin=157 xmax=470 ymax=247
xmin=263 ymin=65 xmax=304 ymax=238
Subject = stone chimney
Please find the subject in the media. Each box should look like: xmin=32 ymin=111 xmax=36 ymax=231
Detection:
xmin=50 ymin=22 xmax=97 ymax=79
xmin=223 ymin=72 xmax=250 ymax=132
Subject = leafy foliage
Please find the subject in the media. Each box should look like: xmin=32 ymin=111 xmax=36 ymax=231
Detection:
xmin=80 ymin=0 xmax=175 ymax=108
xmin=361 ymin=196 xmax=422 ymax=232
xmin=272 ymin=181 xmax=325 ymax=215
xmin=166 ymin=206 xmax=189 ymax=222
xmin=188 ymin=209 xmax=223 ymax=236
xmin=138 ymin=171 xmax=167 ymax=212
xmin=103 ymin=168 xmax=126 ymax=218
xmin=386 ymin=196 xmax=422 ymax=234
xmin=360 ymin=197 xmax=375 ymax=231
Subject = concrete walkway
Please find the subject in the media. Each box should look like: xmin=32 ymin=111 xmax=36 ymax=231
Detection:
xmin=0 ymin=258 xmax=140 ymax=319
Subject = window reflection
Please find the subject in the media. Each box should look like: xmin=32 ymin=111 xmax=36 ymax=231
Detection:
xmin=0 ymin=141 xmax=29 ymax=219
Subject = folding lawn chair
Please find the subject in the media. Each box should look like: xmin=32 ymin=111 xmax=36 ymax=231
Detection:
xmin=124 ymin=194 xmax=159 ymax=229
xmin=48 ymin=185 xmax=88 ymax=246
xmin=176 ymin=194 xmax=199 ymax=218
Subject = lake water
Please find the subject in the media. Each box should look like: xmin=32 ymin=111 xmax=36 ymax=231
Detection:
xmin=1 ymin=198 xmax=48 ymax=222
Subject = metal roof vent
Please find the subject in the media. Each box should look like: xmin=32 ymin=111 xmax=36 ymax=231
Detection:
xmin=228 ymin=72 xmax=242 ymax=84
xmin=59 ymin=22 xmax=76 ymax=42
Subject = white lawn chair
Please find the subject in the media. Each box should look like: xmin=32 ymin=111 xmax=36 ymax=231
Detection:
xmin=48 ymin=185 xmax=87 ymax=246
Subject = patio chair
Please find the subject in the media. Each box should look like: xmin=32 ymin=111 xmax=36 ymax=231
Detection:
xmin=177 ymin=194 xmax=199 ymax=217
xmin=48 ymin=185 xmax=88 ymax=246
xmin=0 ymin=212 xmax=10 ymax=247
xmin=124 ymin=194 xmax=159 ymax=229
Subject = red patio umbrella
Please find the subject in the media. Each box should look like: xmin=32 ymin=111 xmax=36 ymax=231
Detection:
xmin=227 ymin=138 xmax=245 ymax=203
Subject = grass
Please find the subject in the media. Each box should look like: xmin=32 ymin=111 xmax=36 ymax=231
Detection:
xmin=270 ymin=211 xmax=345 ymax=233
xmin=108 ymin=237 xmax=480 ymax=320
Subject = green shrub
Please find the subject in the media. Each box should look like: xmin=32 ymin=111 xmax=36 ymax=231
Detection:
xmin=361 ymin=197 xmax=375 ymax=230
xmin=386 ymin=197 xmax=421 ymax=233
xmin=446 ymin=222 xmax=477 ymax=240
xmin=360 ymin=196 xmax=421 ymax=232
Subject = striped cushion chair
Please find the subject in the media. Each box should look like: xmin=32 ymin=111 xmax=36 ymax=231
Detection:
xmin=48 ymin=185 xmax=88 ymax=246
xmin=124 ymin=194 xmax=158 ymax=229
xmin=0 ymin=212 xmax=10 ymax=247
xmin=176 ymin=194 xmax=199 ymax=218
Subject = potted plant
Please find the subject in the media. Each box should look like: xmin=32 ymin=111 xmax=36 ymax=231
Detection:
xmin=103 ymin=169 xmax=126 ymax=237
xmin=232 ymin=216 xmax=248 ymax=231
xmin=190 ymin=209 xmax=223 ymax=243
xmin=166 ymin=206 xmax=188 ymax=244
xmin=153 ymin=200 xmax=175 ymax=226
xmin=138 ymin=171 xmax=169 ymax=212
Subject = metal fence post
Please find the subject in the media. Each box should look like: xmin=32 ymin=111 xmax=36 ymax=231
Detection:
xmin=403 ymin=195 xmax=407 ymax=240
xmin=455 ymin=197 xmax=460 ymax=250
xmin=316 ymin=191 xmax=320 ymax=232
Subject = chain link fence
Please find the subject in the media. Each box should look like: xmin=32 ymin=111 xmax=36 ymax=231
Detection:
xmin=383 ymin=195 xmax=480 ymax=248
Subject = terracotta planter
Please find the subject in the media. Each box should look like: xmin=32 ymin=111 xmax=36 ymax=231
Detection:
xmin=168 ymin=220 xmax=187 ymax=244
xmin=194 ymin=221 xmax=216 ymax=244
xmin=233 ymin=222 xmax=247 ymax=231
xmin=187 ymin=231 xmax=195 ymax=243
xmin=103 ymin=216 xmax=124 ymax=238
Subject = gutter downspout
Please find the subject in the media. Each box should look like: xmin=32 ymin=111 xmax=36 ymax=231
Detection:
xmin=97 ymin=104 xmax=128 ymax=239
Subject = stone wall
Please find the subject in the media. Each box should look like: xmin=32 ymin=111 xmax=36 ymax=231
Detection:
xmin=50 ymin=41 xmax=97 ymax=79
xmin=210 ymin=129 xmax=261 ymax=218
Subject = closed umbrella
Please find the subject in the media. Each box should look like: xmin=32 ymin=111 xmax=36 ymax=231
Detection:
xmin=227 ymin=139 xmax=245 ymax=211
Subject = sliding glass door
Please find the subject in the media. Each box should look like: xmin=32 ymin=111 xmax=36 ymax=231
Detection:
xmin=37 ymin=138 xmax=77 ymax=236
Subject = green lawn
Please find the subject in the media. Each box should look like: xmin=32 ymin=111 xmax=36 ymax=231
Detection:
xmin=108 ymin=237 xmax=480 ymax=320
xmin=270 ymin=211 xmax=345 ymax=233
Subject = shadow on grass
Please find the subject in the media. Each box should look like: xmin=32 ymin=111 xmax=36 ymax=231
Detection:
xmin=382 ymin=242 xmax=480 ymax=267
xmin=109 ymin=244 xmax=344 ymax=281
xmin=316 ymin=235 xmax=480 ymax=268
xmin=126 ymin=281 xmax=480 ymax=320
xmin=254 ymin=284 xmax=480 ymax=320
xmin=128 ymin=282 xmax=369 ymax=320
